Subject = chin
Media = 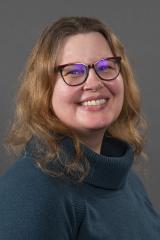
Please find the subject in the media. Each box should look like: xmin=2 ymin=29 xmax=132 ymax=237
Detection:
xmin=82 ymin=124 xmax=108 ymax=132
xmin=83 ymin=119 xmax=113 ymax=130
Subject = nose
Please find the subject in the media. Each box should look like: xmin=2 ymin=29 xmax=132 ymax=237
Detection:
xmin=82 ymin=68 xmax=104 ymax=91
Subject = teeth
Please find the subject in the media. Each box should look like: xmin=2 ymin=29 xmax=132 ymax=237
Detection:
xmin=81 ymin=99 xmax=107 ymax=106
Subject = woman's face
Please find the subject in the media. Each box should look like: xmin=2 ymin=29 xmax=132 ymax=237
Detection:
xmin=52 ymin=32 xmax=124 ymax=137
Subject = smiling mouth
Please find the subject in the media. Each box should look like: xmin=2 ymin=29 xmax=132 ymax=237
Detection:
xmin=80 ymin=98 xmax=107 ymax=106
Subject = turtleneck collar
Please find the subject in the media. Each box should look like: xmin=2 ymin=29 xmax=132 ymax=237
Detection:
xmin=25 ymin=136 xmax=134 ymax=190
xmin=60 ymin=136 xmax=134 ymax=190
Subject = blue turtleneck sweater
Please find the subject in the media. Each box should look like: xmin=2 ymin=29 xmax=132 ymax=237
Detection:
xmin=0 ymin=137 xmax=160 ymax=239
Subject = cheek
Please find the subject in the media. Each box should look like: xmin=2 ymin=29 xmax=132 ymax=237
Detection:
xmin=104 ymin=76 xmax=124 ymax=97
xmin=51 ymin=85 xmax=71 ymax=123
xmin=51 ymin=79 xmax=79 ymax=110
xmin=52 ymin=80 xmax=64 ymax=112
xmin=52 ymin=85 xmax=67 ymax=113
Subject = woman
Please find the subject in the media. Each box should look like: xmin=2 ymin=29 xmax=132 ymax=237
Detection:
xmin=0 ymin=16 xmax=160 ymax=239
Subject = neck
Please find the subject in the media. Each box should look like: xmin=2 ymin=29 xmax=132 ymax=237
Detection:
xmin=74 ymin=129 xmax=105 ymax=154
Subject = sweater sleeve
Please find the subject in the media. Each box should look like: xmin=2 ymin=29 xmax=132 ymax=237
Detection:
xmin=0 ymin=156 xmax=85 ymax=240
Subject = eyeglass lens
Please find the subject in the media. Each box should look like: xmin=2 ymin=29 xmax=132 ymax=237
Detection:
xmin=95 ymin=59 xmax=119 ymax=80
xmin=62 ymin=64 xmax=87 ymax=85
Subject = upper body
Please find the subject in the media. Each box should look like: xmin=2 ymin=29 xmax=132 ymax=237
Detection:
xmin=1 ymin=16 xmax=160 ymax=239
xmin=1 ymin=136 xmax=160 ymax=239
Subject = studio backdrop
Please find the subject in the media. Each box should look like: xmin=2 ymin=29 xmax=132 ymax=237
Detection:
xmin=0 ymin=0 xmax=160 ymax=210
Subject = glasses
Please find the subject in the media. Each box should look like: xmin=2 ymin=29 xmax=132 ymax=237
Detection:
xmin=55 ymin=56 xmax=121 ymax=86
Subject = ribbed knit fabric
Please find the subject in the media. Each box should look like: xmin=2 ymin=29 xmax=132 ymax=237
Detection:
xmin=0 ymin=136 xmax=160 ymax=239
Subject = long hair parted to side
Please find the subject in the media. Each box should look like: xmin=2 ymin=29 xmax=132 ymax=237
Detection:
xmin=6 ymin=16 xmax=147 ymax=182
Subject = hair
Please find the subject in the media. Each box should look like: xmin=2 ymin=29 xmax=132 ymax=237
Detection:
xmin=6 ymin=16 xmax=147 ymax=182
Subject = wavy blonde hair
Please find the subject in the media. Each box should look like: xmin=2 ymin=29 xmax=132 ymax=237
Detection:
xmin=6 ymin=17 xmax=147 ymax=181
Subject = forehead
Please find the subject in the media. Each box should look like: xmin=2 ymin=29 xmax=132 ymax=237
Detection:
xmin=56 ymin=32 xmax=113 ymax=65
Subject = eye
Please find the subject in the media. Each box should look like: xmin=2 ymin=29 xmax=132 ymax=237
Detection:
xmin=96 ymin=59 xmax=116 ymax=72
xmin=96 ymin=59 xmax=108 ymax=71
xmin=98 ymin=64 xmax=108 ymax=71
xmin=63 ymin=64 xmax=86 ymax=77
xmin=67 ymin=69 xmax=83 ymax=75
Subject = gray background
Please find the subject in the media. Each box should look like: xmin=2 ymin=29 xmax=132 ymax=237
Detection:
xmin=0 ymin=1 xmax=160 ymax=209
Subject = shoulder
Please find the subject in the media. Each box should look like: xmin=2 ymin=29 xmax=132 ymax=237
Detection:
xmin=0 ymin=153 xmax=84 ymax=204
xmin=128 ymin=169 xmax=145 ymax=188
xmin=128 ymin=169 xmax=150 ymax=200
xmin=0 ymin=154 xmax=85 ymax=239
